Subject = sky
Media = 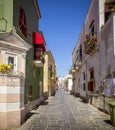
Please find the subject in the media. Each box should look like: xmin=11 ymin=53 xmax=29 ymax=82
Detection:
xmin=38 ymin=0 xmax=91 ymax=78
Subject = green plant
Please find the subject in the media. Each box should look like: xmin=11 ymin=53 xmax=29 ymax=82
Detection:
xmin=50 ymin=71 xmax=55 ymax=77
xmin=40 ymin=54 xmax=45 ymax=63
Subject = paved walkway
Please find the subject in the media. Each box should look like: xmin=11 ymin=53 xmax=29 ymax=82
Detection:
xmin=16 ymin=89 xmax=115 ymax=130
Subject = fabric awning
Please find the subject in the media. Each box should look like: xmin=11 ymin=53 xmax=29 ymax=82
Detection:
xmin=33 ymin=32 xmax=46 ymax=46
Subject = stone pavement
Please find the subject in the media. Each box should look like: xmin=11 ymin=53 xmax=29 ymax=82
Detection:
xmin=16 ymin=89 xmax=115 ymax=130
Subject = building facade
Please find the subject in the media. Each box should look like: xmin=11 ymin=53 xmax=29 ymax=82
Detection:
xmin=64 ymin=74 xmax=73 ymax=92
xmin=72 ymin=0 xmax=115 ymax=111
xmin=43 ymin=51 xmax=56 ymax=98
xmin=0 ymin=0 xmax=46 ymax=129
xmin=0 ymin=29 xmax=31 ymax=130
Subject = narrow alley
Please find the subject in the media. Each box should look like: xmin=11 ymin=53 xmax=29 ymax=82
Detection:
xmin=16 ymin=89 xmax=115 ymax=130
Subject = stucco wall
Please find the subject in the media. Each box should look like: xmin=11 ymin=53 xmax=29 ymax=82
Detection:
xmin=82 ymin=0 xmax=100 ymax=95
xmin=85 ymin=0 xmax=99 ymax=33
xmin=100 ymin=14 xmax=115 ymax=81
xmin=13 ymin=0 xmax=39 ymax=43
xmin=0 ymin=0 xmax=13 ymax=32
xmin=11 ymin=0 xmax=43 ymax=106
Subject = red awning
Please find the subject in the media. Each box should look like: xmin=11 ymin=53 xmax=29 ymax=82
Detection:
xmin=33 ymin=32 xmax=46 ymax=47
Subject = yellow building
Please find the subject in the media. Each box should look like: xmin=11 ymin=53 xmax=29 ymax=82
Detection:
xmin=43 ymin=51 xmax=56 ymax=98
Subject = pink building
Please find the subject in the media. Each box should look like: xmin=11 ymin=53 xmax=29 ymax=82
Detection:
xmin=72 ymin=0 xmax=115 ymax=111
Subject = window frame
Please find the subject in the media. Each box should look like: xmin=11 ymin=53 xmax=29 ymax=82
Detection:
xmin=19 ymin=7 xmax=27 ymax=37
xmin=89 ymin=20 xmax=95 ymax=37
xmin=90 ymin=68 xmax=94 ymax=80
xmin=6 ymin=52 xmax=17 ymax=72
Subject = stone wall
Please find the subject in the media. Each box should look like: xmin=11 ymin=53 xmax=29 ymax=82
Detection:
xmin=91 ymin=95 xmax=115 ymax=114
xmin=25 ymin=98 xmax=43 ymax=115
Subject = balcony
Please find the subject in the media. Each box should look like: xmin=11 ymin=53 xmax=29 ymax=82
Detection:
xmin=84 ymin=34 xmax=98 ymax=55
xmin=75 ymin=65 xmax=79 ymax=71
xmin=33 ymin=47 xmax=45 ymax=67
xmin=75 ymin=47 xmax=82 ymax=69
xmin=33 ymin=60 xmax=43 ymax=67
xmin=33 ymin=32 xmax=46 ymax=49
xmin=50 ymin=72 xmax=55 ymax=80
xmin=71 ymin=64 xmax=77 ymax=74
xmin=76 ymin=60 xmax=82 ymax=67
xmin=33 ymin=52 xmax=45 ymax=67
xmin=33 ymin=32 xmax=46 ymax=67
xmin=85 ymin=41 xmax=96 ymax=55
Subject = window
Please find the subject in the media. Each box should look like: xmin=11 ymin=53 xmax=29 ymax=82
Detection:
xmin=8 ymin=56 xmax=14 ymax=69
xmin=88 ymin=80 xmax=95 ymax=91
xmin=79 ymin=45 xmax=82 ymax=60
xmin=90 ymin=68 xmax=94 ymax=79
xmin=89 ymin=20 xmax=95 ymax=37
xmin=83 ymin=83 xmax=86 ymax=91
xmin=83 ymin=72 xmax=85 ymax=80
xmin=89 ymin=68 xmax=95 ymax=91
xmin=34 ymin=47 xmax=42 ymax=59
xmin=91 ymin=26 xmax=94 ymax=36
xmin=8 ymin=56 xmax=14 ymax=65
xmin=6 ymin=53 xmax=17 ymax=71
xmin=19 ymin=7 xmax=27 ymax=37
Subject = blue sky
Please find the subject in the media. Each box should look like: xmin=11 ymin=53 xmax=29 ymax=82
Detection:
xmin=38 ymin=0 xmax=91 ymax=78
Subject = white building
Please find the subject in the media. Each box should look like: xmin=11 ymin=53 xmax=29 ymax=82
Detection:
xmin=64 ymin=74 xmax=73 ymax=92
xmin=58 ymin=78 xmax=65 ymax=89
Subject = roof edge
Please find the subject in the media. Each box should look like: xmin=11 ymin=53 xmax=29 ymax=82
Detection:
xmin=32 ymin=0 xmax=41 ymax=19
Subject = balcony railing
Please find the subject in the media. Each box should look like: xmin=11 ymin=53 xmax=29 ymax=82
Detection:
xmin=33 ymin=32 xmax=46 ymax=67
xmin=50 ymin=72 xmax=55 ymax=79
xmin=70 ymin=64 xmax=80 ymax=74
xmin=33 ymin=51 xmax=45 ymax=67
xmin=76 ymin=60 xmax=82 ymax=67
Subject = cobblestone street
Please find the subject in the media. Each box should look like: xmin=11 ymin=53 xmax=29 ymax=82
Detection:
xmin=16 ymin=89 xmax=115 ymax=130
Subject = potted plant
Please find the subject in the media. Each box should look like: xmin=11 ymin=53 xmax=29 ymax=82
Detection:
xmin=91 ymin=36 xmax=97 ymax=42
xmin=0 ymin=64 xmax=12 ymax=74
